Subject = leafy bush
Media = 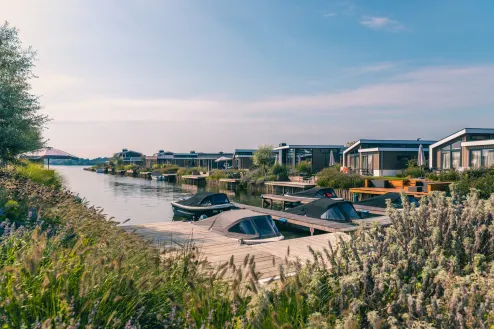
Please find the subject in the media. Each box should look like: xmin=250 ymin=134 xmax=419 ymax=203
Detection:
xmin=15 ymin=162 xmax=63 ymax=189
xmin=177 ymin=167 xmax=208 ymax=176
xmin=270 ymin=164 xmax=290 ymax=181
xmin=426 ymin=169 xmax=462 ymax=182
xmin=427 ymin=168 xmax=494 ymax=199
xmin=404 ymin=166 xmax=426 ymax=178
xmin=316 ymin=167 xmax=364 ymax=189
xmin=295 ymin=161 xmax=312 ymax=176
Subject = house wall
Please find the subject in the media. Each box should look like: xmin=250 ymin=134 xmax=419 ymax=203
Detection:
xmin=236 ymin=157 xmax=253 ymax=169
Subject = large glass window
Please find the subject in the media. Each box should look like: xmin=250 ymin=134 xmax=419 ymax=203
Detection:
xmin=362 ymin=155 xmax=373 ymax=172
xmin=339 ymin=203 xmax=360 ymax=220
xmin=452 ymin=151 xmax=461 ymax=169
xmin=295 ymin=149 xmax=313 ymax=167
xmin=471 ymin=150 xmax=481 ymax=168
xmin=229 ymin=220 xmax=256 ymax=235
xmin=441 ymin=152 xmax=451 ymax=169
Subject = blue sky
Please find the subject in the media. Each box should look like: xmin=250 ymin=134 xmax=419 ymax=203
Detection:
xmin=2 ymin=0 xmax=494 ymax=157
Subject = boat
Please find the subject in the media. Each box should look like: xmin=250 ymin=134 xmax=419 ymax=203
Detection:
xmin=354 ymin=192 xmax=419 ymax=209
xmin=193 ymin=209 xmax=284 ymax=244
xmin=287 ymin=187 xmax=340 ymax=199
xmin=284 ymin=198 xmax=361 ymax=222
xmin=151 ymin=174 xmax=165 ymax=181
xmin=171 ymin=192 xmax=235 ymax=220
xmin=96 ymin=168 xmax=105 ymax=174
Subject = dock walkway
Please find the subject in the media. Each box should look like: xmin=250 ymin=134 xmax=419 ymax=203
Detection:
xmin=124 ymin=221 xmax=349 ymax=281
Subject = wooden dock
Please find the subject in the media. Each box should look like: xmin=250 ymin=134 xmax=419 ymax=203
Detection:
xmin=181 ymin=175 xmax=208 ymax=185
xmin=349 ymin=187 xmax=427 ymax=198
xmin=232 ymin=202 xmax=391 ymax=233
xmin=124 ymin=221 xmax=350 ymax=281
xmin=260 ymin=194 xmax=387 ymax=215
xmin=264 ymin=181 xmax=316 ymax=195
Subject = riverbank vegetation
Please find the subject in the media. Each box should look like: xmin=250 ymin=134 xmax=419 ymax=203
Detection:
xmin=316 ymin=166 xmax=365 ymax=189
xmin=1 ymin=166 xmax=494 ymax=328
xmin=426 ymin=167 xmax=494 ymax=199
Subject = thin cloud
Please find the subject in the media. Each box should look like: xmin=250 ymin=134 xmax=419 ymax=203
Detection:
xmin=323 ymin=12 xmax=337 ymax=17
xmin=344 ymin=62 xmax=396 ymax=76
xmin=360 ymin=16 xmax=406 ymax=31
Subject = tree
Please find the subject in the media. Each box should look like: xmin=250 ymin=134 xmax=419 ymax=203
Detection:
xmin=253 ymin=145 xmax=274 ymax=175
xmin=0 ymin=22 xmax=48 ymax=162
xmin=345 ymin=140 xmax=357 ymax=148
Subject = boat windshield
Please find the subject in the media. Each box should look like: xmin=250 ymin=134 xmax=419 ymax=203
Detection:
xmin=339 ymin=203 xmax=360 ymax=220
xmin=210 ymin=194 xmax=230 ymax=205
xmin=316 ymin=188 xmax=336 ymax=198
xmin=320 ymin=207 xmax=347 ymax=221
xmin=228 ymin=220 xmax=256 ymax=235
xmin=252 ymin=216 xmax=279 ymax=238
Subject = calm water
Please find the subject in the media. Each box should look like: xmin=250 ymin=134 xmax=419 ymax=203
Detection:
xmin=55 ymin=166 xmax=264 ymax=226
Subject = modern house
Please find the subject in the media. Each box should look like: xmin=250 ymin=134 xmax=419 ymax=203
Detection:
xmin=343 ymin=139 xmax=436 ymax=176
xmin=274 ymin=143 xmax=345 ymax=174
xmin=233 ymin=149 xmax=257 ymax=169
xmin=429 ymin=128 xmax=494 ymax=170
xmin=154 ymin=150 xmax=233 ymax=169
xmin=113 ymin=149 xmax=144 ymax=165
xmin=145 ymin=155 xmax=158 ymax=168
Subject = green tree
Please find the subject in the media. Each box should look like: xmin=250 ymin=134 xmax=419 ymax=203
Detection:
xmin=0 ymin=22 xmax=48 ymax=162
xmin=253 ymin=145 xmax=274 ymax=175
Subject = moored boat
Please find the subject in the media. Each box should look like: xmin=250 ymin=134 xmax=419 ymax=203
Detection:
xmin=96 ymin=168 xmax=105 ymax=174
xmin=284 ymin=198 xmax=361 ymax=222
xmin=287 ymin=187 xmax=341 ymax=200
xmin=171 ymin=192 xmax=234 ymax=220
xmin=193 ymin=209 xmax=284 ymax=244
xmin=354 ymin=192 xmax=419 ymax=209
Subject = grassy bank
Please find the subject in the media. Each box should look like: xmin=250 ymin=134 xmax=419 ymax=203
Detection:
xmin=2 ymin=165 xmax=494 ymax=328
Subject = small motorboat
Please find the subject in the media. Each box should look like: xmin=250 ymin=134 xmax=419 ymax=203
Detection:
xmin=171 ymin=192 xmax=234 ymax=220
xmin=284 ymin=198 xmax=361 ymax=222
xmin=354 ymin=192 xmax=419 ymax=209
xmin=96 ymin=168 xmax=105 ymax=174
xmin=194 ymin=209 xmax=284 ymax=244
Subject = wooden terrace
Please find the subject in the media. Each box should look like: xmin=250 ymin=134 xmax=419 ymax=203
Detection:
xmin=264 ymin=181 xmax=316 ymax=195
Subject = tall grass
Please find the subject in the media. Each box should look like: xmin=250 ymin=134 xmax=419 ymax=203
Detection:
xmin=14 ymin=161 xmax=63 ymax=189
xmin=1 ymin=167 xmax=494 ymax=328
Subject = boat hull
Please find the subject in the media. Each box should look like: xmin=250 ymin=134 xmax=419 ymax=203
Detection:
xmin=171 ymin=202 xmax=235 ymax=220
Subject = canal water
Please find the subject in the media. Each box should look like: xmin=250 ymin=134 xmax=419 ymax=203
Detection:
xmin=56 ymin=166 xmax=264 ymax=225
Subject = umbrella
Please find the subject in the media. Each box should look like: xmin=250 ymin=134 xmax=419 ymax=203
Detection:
xmin=417 ymin=144 xmax=425 ymax=167
xmin=22 ymin=147 xmax=78 ymax=169
xmin=329 ymin=150 xmax=335 ymax=167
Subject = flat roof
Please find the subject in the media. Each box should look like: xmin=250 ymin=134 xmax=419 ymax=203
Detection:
xmin=274 ymin=144 xmax=345 ymax=150
xmin=429 ymin=128 xmax=494 ymax=150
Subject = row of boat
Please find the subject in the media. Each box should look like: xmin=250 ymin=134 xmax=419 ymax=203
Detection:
xmin=171 ymin=187 xmax=415 ymax=245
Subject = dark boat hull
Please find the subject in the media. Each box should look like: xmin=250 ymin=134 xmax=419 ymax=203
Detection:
xmin=171 ymin=203 xmax=235 ymax=220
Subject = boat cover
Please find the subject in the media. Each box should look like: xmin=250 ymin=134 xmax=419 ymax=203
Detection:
xmin=285 ymin=198 xmax=355 ymax=220
xmin=176 ymin=192 xmax=229 ymax=206
xmin=290 ymin=187 xmax=337 ymax=198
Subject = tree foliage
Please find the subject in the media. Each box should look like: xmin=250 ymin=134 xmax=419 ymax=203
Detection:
xmin=0 ymin=22 xmax=48 ymax=162
xmin=253 ymin=145 xmax=274 ymax=174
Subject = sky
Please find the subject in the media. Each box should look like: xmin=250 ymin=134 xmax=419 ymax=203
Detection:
xmin=2 ymin=0 xmax=494 ymax=158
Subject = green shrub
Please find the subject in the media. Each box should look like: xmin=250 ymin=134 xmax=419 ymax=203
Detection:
xmin=295 ymin=161 xmax=312 ymax=176
xmin=270 ymin=164 xmax=290 ymax=181
xmin=316 ymin=167 xmax=364 ymax=189
xmin=15 ymin=162 xmax=63 ymax=189
xmin=404 ymin=166 xmax=426 ymax=178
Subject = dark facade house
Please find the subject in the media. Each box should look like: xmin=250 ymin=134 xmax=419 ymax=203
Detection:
xmin=233 ymin=149 xmax=256 ymax=169
xmin=154 ymin=150 xmax=233 ymax=169
xmin=113 ymin=149 xmax=144 ymax=165
xmin=274 ymin=144 xmax=345 ymax=174
xmin=429 ymin=128 xmax=494 ymax=170
xmin=343 ymin=139 xmax=436 ymax=176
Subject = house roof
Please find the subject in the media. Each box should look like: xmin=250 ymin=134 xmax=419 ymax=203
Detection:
xmin=273 ymin=144 xmax=345 ymax=151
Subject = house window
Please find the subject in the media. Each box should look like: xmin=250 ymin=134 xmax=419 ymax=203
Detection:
xmin=362 ymin=155 xmax=373 ymax=172
xmin=470 ymin=150 xmax=481 ymax=168
xmin=452 ymin=151 xmax=461 ymax=169
xmin=470 ymin=149 xmax=494 ymax=168
xmin=441 ymin=152 xmax=451 ymax=169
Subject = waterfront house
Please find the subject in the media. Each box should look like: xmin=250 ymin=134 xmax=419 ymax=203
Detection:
xmin=113 ymin=149 xmax=144 ymax=165
xmin=233 ymin=149 xmax=256 ymax=169
xmin=197 ymin=152 xmax=233 ymax=170
xmin=145 ymin=155 xmax=158 ymax=168
xmin=154 ymin=150 xmax=233 ymax=169
xmin=274 ymin=143 xmax=345 ymax=174
xmin=343 ymin=139 xmax=436 ymax=176
xmin=429 ymin=128 xmax=494 ymax=170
